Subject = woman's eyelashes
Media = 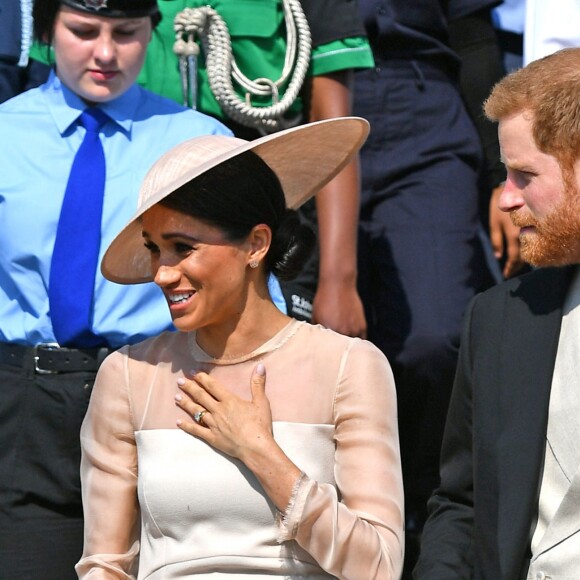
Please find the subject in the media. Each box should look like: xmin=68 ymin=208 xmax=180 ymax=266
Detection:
xmin=143 ymin=240 xmax=197 ymax=256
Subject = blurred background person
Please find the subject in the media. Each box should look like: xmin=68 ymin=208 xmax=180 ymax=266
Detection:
xmin=493 ymin=0 xmax=580 ymax=69
xmin=352 ymin=0 xmax=503 ymax=575
xmin=492 ymin=0 xmax=525 ymax=72
xmin=524 ymin=0 xmax=580 ymax=64
xmin=449 ymin=3 xmax=525 ymax=279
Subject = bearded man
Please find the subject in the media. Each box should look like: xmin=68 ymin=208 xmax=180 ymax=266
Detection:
xmin=414 ymin=47 xmax=580 ymax=579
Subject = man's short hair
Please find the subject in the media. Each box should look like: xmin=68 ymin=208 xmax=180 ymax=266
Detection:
xmin=485 ymin=48 xmax=580 ymax=175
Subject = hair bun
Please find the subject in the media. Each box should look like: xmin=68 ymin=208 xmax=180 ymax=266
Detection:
xmin=267 ymin=209 xmax=315 ymax=281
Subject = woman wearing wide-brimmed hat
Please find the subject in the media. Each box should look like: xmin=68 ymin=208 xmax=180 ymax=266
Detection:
xmin=76 ymin=117 xmax=404 ymax=579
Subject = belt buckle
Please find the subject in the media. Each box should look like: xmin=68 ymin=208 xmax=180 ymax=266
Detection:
xmin=34 ymin=342 xmax=61 ymax=374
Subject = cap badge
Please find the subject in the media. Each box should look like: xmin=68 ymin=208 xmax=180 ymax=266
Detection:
xmin=83 ymin=0 xmax=109 ymax=10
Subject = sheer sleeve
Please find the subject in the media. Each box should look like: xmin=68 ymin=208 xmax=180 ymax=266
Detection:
xmin=75 ymin=349 xmax=140 ymax=579
xmin=277 ymin=339 xmax=405 ymax=579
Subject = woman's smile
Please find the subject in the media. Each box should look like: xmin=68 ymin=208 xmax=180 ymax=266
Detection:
xmin=166 ymin=290 xmax=196 ymax=310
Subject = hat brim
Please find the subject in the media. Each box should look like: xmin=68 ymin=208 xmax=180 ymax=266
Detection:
xmin=101 ymin=117 xmax=370 ymax=284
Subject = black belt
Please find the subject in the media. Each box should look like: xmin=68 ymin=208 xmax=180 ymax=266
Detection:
xmin=0 ymin=342 xmax=112 ymax=374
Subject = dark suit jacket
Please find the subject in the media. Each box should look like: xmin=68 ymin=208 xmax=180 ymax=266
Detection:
xmin=414 ymin=266 xmax=574 ymax=579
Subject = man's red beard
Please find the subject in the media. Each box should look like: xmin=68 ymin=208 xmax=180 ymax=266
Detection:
xmin=510 ymin=197 xmax=580 ymax=266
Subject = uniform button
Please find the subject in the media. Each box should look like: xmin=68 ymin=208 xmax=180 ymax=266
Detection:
xmin=536 ymin=572 xmax=546 ymax=580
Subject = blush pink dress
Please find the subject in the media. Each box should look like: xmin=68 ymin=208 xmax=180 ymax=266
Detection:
xmin=75 ymin=320 xmax=404 ymax=579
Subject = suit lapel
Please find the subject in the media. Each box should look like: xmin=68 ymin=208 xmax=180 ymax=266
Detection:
xmin=532 ymin=456 xmax=580 ymax=558
xmin=544 ymin=273 xmax=580 ymax=481
xmin=496 ymin=267 xmax=572 ymax=577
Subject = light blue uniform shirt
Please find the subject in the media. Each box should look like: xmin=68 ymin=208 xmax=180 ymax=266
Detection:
xmin=0 ymin=73 xmax=239 ymax=348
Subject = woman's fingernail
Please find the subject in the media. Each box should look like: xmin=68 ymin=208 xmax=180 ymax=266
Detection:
xmin=175 ymin=394 xmax=183 ymax=402
xmin=256 ymin=363 xmax=265 ymax=376
xmin=177 ymin=378 xmax=186 ymax=386
xmin=176 ymin=419 xmax=182 ymax=426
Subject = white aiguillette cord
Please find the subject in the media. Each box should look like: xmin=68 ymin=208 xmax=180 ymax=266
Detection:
xmin=173 ymin=0 xmax=311 ymax=134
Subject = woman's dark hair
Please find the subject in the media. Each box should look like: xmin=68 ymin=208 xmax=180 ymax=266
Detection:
xmin=33 ymin=1 xmax=162 ymax=46
xmin=160 ymin=151 xmax=315 ymax=281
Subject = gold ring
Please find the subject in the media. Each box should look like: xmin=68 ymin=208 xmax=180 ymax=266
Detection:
xmin=194 ymin=410 xmax=207 ymax=425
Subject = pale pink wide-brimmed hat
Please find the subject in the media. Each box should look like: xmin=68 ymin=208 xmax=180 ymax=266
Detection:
xmin=101 ymin=117 xmax=370 ymax=284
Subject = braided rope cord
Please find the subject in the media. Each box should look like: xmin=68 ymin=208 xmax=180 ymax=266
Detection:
xmin=173 ymin=0 xmax=312 ymax=134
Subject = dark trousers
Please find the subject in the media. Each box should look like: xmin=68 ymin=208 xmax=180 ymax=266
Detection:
xmin=279 ymin=197 xmax=319 ymax=321
xmin=0 ymin=355 xmax=96 ymax=579
xmin=353 ymin=60 xmax=497 ymax=574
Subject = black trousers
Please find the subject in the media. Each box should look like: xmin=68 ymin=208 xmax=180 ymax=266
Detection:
xmin=354 ymin=60 xmax=498 ymax=518
xmin=0 ymin=355 xmax=96 ymax=579
xmin=279 ymin=197 xmax=319 ymax=322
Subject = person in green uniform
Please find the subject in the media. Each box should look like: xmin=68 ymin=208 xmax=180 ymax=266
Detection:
xmin=137 ymin=1 xmax=373 ymax=122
